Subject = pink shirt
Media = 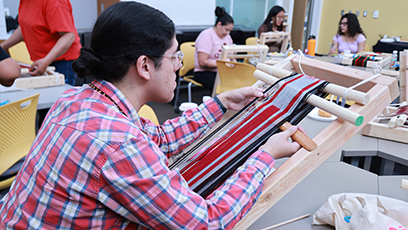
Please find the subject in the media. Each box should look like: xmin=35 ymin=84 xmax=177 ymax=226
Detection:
xmin=194 ymin=27 xmax=233 ymax=72
xmin=333 ymin=34 xmax=366 ymax=54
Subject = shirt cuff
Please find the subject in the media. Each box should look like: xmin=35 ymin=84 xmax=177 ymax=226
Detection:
xmin=246 ymin=150 xmax=276 ymax=177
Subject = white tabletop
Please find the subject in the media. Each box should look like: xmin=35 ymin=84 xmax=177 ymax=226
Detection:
xmin=0 ymin=84 xmax=74 ymax=110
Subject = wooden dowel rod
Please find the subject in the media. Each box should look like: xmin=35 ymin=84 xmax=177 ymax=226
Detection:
xmin=260 ymin=214 xmax=311 ymax=230
xmin=279 ymin=122 xmax=317 ymax=151
xmin=402 ymin=179 xmax=408 ymax=191
xmin=222 ymin=45 xmax=268 ymax=52
xmin=256 ymin=63 xmax=370 ymax=105
xmin=21 ymin=66 xmax=56 ymax=75
xmin=388 ymin=117 xmax=398 ymax=128
xmin=254 ymin=70 xmax=365 ymax=126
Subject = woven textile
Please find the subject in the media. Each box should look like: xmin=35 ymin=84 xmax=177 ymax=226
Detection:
xmin=171 ymin=74 xmax=328 ymax=197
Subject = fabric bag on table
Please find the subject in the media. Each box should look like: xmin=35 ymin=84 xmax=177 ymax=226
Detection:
xmin=312 ymin=193 xmax=408 ymax=230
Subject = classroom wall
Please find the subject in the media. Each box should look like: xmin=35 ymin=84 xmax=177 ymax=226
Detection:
xmin=2 ymin=0 xmax=97 ymax=30
xmin=122 ymin=0 xmax=217 ymax=25
xmin=317 ymin=0 xmax=408 ymax=54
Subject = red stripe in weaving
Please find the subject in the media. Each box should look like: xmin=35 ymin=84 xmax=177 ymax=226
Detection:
xmin=181 ymin=75 xmax=322 ymax=188
xmin=179 ymin=74 xmax=305 ymax=175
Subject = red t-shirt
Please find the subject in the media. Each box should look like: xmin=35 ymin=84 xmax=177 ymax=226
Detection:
xmin=18 ymin=0 xmax=81 ymax=62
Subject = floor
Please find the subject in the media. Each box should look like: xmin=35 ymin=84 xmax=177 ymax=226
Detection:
xmin=151 ymin=83 xmax=212 ymax=123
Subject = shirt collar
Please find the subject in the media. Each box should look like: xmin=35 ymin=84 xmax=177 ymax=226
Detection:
xmin=89 ymin=80 xmax=142 ymax=126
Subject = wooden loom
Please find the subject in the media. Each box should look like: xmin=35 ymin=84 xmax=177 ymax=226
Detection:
xmin=212 ymin=45 xmax=269 ymax=97
xmin=233 ymin=55 xmax=399 ymax=229
xmin=341 ymin=51 xmax=392 ymax=68
xmin=361 ymin=50 xmax=408 ymax=144
xmin=259 ymin=32 xmax=291 ymax=53
xmin=171 ymin=54 xmax=398 ymax=229
xmin=0 ymin=66 xmax=65 ymax=92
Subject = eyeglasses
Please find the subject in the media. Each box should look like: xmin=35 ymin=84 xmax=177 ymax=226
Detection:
xmin=162 ymin=50 xmax=184 ymax=69
xmin=339 ymin=22 xmax=348 ymax=26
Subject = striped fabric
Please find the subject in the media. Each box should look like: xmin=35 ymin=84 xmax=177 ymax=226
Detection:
xmin=0 ymin=80 xmax=276 ymax=229
xmin=172 ymin=74 xmax=328 ymax=197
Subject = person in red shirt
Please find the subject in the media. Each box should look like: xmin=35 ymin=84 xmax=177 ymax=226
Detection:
xmin=0 ymin=0 xmax=81 ymax=86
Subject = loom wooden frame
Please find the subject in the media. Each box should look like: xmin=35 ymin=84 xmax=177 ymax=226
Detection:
xmin=180 ymin=54 xmax=398 ymax=229
xmin=341 ymin=51 xmax=392 ymax=68
xmin=361 ymin=105 xmax=408 ymax=144
xmin=231 ymin=55 xmax=399 ymax=229
xmin=258 ymin=32 xmax=291 ymax=53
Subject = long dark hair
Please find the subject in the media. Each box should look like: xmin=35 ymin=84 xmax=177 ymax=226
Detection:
xmin=72 ymin=2 xmax=175 ymax=83
xmin=214 ymin=6 xmax=234 ymax=26
xmin=337 ymin=13 xmax=365 ymax=38
xmin=262 ymin=5 xmax=285 ymax=31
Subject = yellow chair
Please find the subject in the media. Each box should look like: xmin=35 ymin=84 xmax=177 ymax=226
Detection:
xmin=364 ymin=43 xmax=370 ymax=52
xmin=244 ymin=37 xmax=259 ymax=63
xmin=138 ymin=104 xmax=160 ymax=125
xmin=174 ymin=42 xmax=204 ymax=112
xmin=8 ymin=41 xmax=32 ymax=65
xmin=245 ymin=37 xmax=258 ymax=45
xmin=0 ymin=94 xmax=39 ymax=190
xmin=215 ymin=60 xmax=257 ymax=95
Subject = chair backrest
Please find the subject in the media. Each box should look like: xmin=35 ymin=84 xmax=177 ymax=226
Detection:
xmin=364 ymin=43 xmax=370 ymax=51
xmin=245 ymin=37 xmax=258 ymax=46
xmin=8 ymin=41 xmax=32 ymax=65
xmin=219 ymin=45 xmax=269 ymax=63
xmin=0 ymin=94 xmax=39 ymax=176
xmin=215 ymin=60 xmax=257 ymax=94
xmin=259 ymin=32 xmax=291 ymax=53
xmin=138 ymin=104 xmax=160 ymax=125
xmin=179 ymin=42 xmax=195 ymax=77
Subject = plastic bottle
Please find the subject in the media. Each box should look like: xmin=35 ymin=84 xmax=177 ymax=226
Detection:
xmin=390 ymin=50 xmax=398 ymax=69
xmin=307 ymin=35 xmax=316 ymax=56
xmin=287 ymin=47 xmax=293 ymax=56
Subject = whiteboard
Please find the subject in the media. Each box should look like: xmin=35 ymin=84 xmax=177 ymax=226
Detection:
xmin=122 ymin=0 xmax=216 ymax=25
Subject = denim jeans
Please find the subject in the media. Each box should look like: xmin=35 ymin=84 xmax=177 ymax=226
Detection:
xmin=51 ymin=60 xmax=77 ymax=86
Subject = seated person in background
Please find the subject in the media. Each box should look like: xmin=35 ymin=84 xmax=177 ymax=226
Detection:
xmin=329 ymin=13 xmax=366 ymax=55
xmin=194 ymin=6 xmax=234 ymax=91
xmin=0 ymin=46 xmax=20 ymax=86
xmin=258 ymin=5 xmax=286 ymax=52
xmin=0 ymin=2 xmax=302 ymax=229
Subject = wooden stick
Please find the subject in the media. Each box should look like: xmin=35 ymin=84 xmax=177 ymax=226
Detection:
xmin=256 ymin=63 xmax=370 ymax=105
xmin=280 ymin=122 xmax=317 ymax=151
xmin=402 ymin=179 xmax=408 ymax=191
xmin=260 ymin=213 xmax=311 ymax=230
xmin=254 ymin=70 xmax=365 ymax=126
xmin=399 ymin=50 xmax=407 ymax=102
xmin=220 ymin=45 xmax=269 ymax=63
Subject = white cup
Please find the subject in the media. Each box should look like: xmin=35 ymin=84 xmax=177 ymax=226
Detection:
xmin=179 ymin=102 xmax=198 ymax=111
xmin=202 ymin=96 xmax=211 ymax=102
xmin=344 ymin=49 xmax=351 ymax=55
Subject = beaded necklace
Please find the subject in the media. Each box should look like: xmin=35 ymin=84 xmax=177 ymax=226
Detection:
xmin=88 ymin=82 xmax=128 ymax=118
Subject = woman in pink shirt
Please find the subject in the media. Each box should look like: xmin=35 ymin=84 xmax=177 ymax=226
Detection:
xmin=194 ymin=7 xmax=234 ymax=91
xmin=329 ymin=13 xmax=366 ymax=54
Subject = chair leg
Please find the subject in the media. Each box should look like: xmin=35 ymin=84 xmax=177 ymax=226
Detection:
xmin=174 ymin=76 xmax=182 ymax=111
xmin=188 ymin=82 xmax=193 ymax=103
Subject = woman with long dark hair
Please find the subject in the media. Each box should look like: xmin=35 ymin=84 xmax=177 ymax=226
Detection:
xmin=329 ymin=13 xmax=366 ymax=54
xmin=258 ymin=5 xmax=286 ymax=52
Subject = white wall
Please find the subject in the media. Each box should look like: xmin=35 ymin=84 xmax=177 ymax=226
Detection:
xmin=2 ymin=0 xmax=97 ymax=30
xmin=71 ymin=0 xmax=97 ymax=29
xmin=122 ymin=0 xmax=216 ymax=25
